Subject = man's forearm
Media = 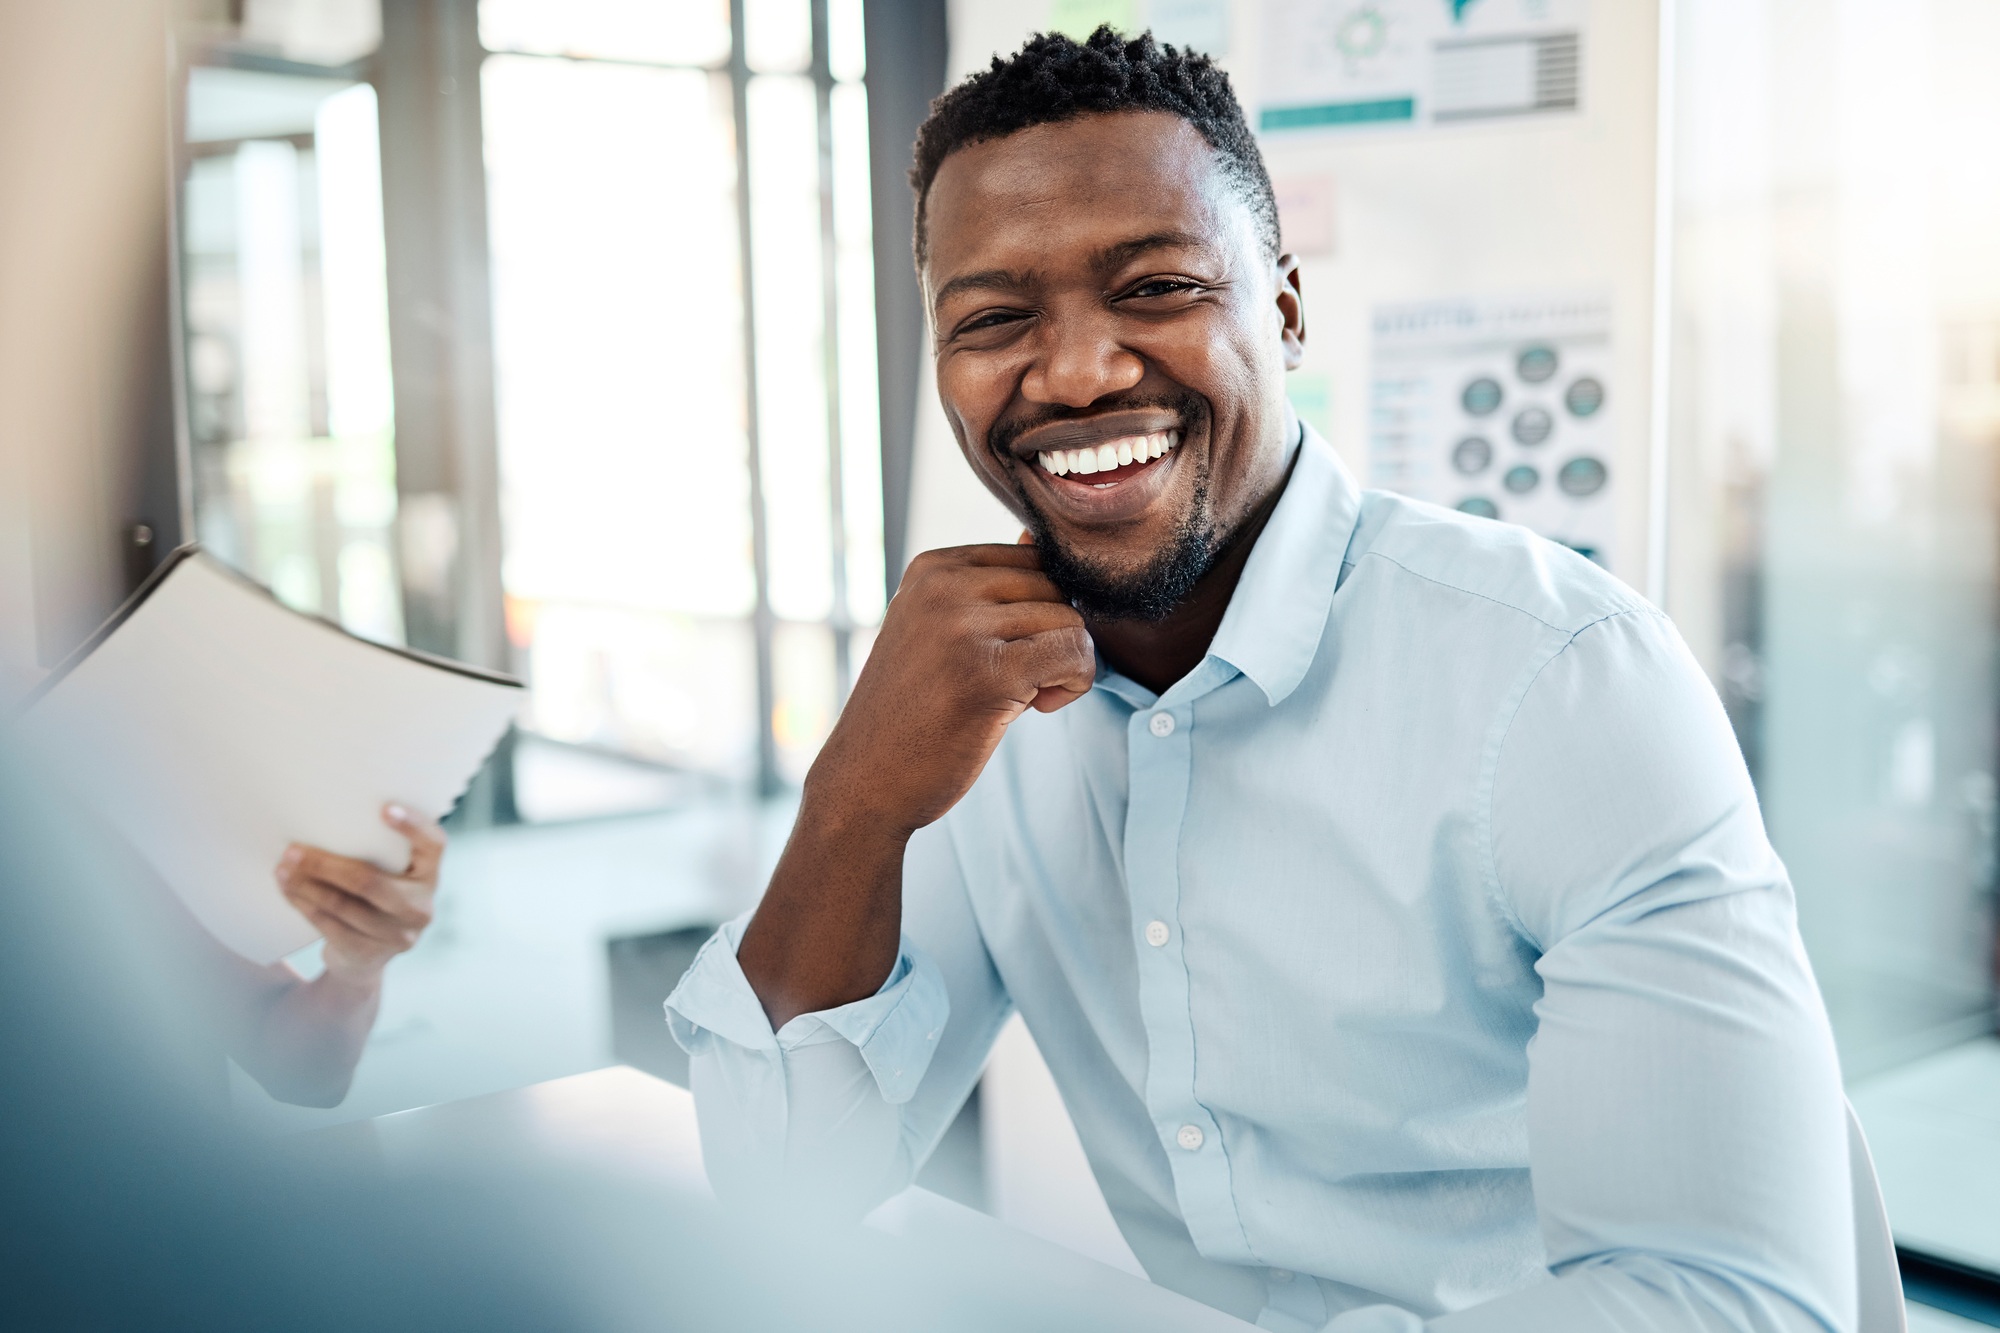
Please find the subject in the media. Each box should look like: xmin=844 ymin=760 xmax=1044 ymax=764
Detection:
xmin=237 ymin=968 xmax=382 ymax=1108
xmin=733 ymin=543 xmax=1095 ymax=1032
xmin=735 ymin=794 xmax=911 ymax=1031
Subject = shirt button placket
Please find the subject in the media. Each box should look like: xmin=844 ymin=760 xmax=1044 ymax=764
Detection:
xmin=1124 ymin=699 xmax=1243 ymax=1260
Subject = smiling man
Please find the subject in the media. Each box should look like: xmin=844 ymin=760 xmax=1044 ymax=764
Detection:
xmin=666 ymin=29 xmax=1854 ymax=1333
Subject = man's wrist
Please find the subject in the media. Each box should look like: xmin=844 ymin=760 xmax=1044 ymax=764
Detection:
xmin=314 ymin=956 xmax=388 ymax=994
xmin=796 ymin=774 xmax=920 ymax=852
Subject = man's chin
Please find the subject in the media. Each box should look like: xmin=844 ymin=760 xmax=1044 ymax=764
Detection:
xmin=1032 ymin=522 xmax=1219 ymax=622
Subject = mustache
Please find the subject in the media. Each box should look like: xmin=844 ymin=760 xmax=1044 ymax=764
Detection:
xmin=988 ymin=389 xmax=1206 ymax=460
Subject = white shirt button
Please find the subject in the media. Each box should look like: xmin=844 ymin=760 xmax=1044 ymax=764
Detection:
xmin=1176 ymin=1123 xmax=1204 ymax=1151
xmin=1270 ymin=1269 xmax=1294 ymax=1284
xmin=1144 ymin=920 xmax=1170 ymax=947
xmin=1148 ymin=711 xmax=1176 ymax=737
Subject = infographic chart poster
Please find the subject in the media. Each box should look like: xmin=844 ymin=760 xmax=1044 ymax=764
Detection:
xmin=1369 ymin=293 xmax=1615 ymax=567
xmin=1259 ymin=0 xmax=1583 ymax=133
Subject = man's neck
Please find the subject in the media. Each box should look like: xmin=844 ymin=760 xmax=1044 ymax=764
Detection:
xmin=1088 ymin=436 xmax=1301 ymax=697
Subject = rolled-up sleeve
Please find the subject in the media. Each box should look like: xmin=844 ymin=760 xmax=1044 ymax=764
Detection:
xmin=665 ymin=915 xmax=950 ymax=1104
xmin=1325 ymin=610 xmax=1855 ymax=1333
xmin=663 ymin=819 xmax=1012 ymax=1212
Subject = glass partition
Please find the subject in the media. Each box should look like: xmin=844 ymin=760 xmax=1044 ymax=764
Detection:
xmin=179 ymin=67 xmax=403 ymax=646
xmin=1669 ymin=0 xmax=2000 ymax=1274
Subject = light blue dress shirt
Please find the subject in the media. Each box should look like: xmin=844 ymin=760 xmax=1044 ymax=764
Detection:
xmin=665 ymin=428 xmax=1855 ymax=1332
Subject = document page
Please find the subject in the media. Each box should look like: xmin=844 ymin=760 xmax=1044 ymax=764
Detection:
xmin=19 ymin=549 xmax=522 ymax=964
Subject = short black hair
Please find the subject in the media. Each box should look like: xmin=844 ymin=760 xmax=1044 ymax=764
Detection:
xmin=910 ymin=27 xmax=1280 ymax=268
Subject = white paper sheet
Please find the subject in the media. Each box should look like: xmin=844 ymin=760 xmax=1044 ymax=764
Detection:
xmin=18 ymin=549 xmax=522 ymax=964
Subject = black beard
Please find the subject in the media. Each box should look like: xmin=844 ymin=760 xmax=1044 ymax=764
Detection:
xmin=1020 ymin=472 xmax=1221 ymax=622
xmin=995 ymin=389 xmax=1221 ymax=622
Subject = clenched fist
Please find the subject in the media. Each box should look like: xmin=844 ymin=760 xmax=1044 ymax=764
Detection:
xmin=737 ymin=543 xmax=1095 ymax=1028
xmin=808 ymin=544 xmax=1095 ymax=836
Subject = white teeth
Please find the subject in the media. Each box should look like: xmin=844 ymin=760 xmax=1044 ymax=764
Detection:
xmin=1037 ymin=432 xmax=1179 ymax=480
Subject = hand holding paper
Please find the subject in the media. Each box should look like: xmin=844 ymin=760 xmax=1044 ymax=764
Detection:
xmin=277 ymin=803 xmax=444 ymax=979
xmin=19 ymin=548 xmax=521 ymax=964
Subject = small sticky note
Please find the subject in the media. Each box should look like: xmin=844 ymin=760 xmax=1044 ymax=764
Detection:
xmin=1149 ymin=0 xmax=1230 ymax=54
xmin=1272 ymin=173 xmax=1338 ymax=256
xmin=1050 ymin=0 xmax=1139 ymax=40
xmin=1290 ymin=371 xmax=1332 ymax=441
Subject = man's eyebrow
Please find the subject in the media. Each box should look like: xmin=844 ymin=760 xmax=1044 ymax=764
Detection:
xmin=932 ymin=268 xmax=1036 ymax=311
xmin=930 ymin=231 xmax=1211 ymax=313
xmin=1095 ymin=229 xmax=1207 ymax=270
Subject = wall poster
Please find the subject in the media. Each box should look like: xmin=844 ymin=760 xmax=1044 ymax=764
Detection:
xmin=1258 ymin=0 xmax=1583 ymax=133
xmin=1369 ymin=292 xmax=1615 ymax=567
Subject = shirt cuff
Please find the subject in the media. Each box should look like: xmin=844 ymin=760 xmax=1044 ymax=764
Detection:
xmin=663 ymin=911 xmax=950 ymax=1105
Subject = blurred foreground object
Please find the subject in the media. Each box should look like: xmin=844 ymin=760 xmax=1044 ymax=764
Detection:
xmin=301 ymin=1062 xmax=1255 ymax=1332
xmin=0 ymin=738 xmax=1257 ymax=1328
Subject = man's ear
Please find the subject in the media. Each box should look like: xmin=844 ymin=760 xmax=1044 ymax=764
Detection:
xmin=1275 ymin=253 xmax=1306 ymax=370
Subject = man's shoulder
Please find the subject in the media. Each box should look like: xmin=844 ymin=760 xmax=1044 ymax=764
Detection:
xmin=1343 ymin=489 xmax=1651 ymax=638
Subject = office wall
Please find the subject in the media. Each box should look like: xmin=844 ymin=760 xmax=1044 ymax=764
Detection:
xmin=910 ymin=0 xmax=1664 ymax=592
xmin=0 ymin=0 xmax=187 ymax=701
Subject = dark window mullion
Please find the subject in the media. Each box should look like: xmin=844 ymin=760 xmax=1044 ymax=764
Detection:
xmin=810 ymin=0 xmax=852 ymax=703
xmin=729 ymin=0 xmax=779 ymax=796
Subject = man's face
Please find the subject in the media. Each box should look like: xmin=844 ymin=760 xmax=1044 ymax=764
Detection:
xmin=922 ymin=110 xmax=1304 ymax=618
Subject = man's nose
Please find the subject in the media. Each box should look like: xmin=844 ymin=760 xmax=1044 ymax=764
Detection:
xmin=1020 ymin=312 xmax=1143 ymax=407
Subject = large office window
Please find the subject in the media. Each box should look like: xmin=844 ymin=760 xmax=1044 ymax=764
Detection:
xmin=175 ymin=0 xmax=886 ymax=813
xmin=480 ymin=0 xmax=884 ymax=804
xmin=1669 ymin=0 xmax=2000 ymax=1276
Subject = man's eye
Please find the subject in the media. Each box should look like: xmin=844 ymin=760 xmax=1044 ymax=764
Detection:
xmin=1127 ymin=279 xmax=1198 ymax=299
xmin=958 ymin=310 xmax=1025 ymax=335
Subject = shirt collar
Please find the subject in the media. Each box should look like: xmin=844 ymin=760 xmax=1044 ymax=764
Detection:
xmin=1203 ymin=421 xmax=1363 ymax=707
xmin=1092 ymin=422 xmax=1364 ymax=712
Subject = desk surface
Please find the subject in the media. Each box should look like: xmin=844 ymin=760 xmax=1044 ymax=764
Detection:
xmin=311 ymin=1065 xmax=1254 ymax=1332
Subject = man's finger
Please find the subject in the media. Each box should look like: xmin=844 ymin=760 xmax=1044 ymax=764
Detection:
xmin=282 ymin=847 xmax=427 ymax=925
xmin=1029 ymin=684 xmax=1090 ymax=713
xmin=281 ymin=874 xmax=403 ymax=945
xmin=998 ymin=624 xmax=1096 ymax=701
xmin=899 ymin=544 xmax=1046 ymax=587
xmin=917 ymin=562 xmax=1068 ymax=609
xmin=977 ymin=598 xmax=1089 ymax=644
xmin=939 ymin=542 xmax=1048 ymax=567
xmin=300 ymin=905 xmax=375 ymax=959
xmin=383 ymin=803 xmax=446 ymax=882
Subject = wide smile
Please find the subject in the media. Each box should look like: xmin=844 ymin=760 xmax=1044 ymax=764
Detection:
xmin=1005 ymin=413 xmax=1190 ymax=526
xmin=1034 ymin=430 xmax=1179 ymax=483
